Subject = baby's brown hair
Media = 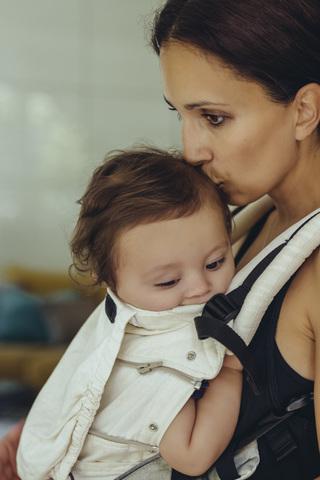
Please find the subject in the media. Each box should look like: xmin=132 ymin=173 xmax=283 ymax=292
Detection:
xmin=70 ymin=146 xmax=231 ymax=291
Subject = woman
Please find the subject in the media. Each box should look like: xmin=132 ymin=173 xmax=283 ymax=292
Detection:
xmin=2 ymin=0 xmax=320 ymax=478
xmin=150 ymin=0 xmax=320 ymax=478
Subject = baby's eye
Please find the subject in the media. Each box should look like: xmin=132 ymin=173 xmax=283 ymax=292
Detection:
xmin=155 ymin=279 xmax=179 ymax=288
xmin=206 ymin=258 xmax=225 ymax=270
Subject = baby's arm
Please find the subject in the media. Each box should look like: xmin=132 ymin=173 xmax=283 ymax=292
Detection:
xmin=159 ymin=358 xmax=242 ymax=476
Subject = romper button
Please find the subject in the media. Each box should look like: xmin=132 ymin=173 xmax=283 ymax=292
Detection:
xmin=149 ymin=423 xmax=159 ymax=432
xmin=186 ymin=351 xmax=196 ymax=361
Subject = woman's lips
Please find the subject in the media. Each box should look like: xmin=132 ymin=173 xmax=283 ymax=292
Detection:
xmin=205 ymin=171 xmax=224 ymax=188
xmin=209 ymin=174 xmax=223 ymax=186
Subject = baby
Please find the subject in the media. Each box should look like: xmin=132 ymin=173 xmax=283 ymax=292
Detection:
xmin=17 ymin=147 xmax=242 ymax=480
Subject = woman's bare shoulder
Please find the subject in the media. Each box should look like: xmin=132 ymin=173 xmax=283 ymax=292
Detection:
xmin=283 ymin=246 xmax=320 ymax=334
xmin=301 ymin=247 xmax=320 ymax=322
xmin=276 ymin=247 xmax=320 ymax=381
xmin=303 ymin=247 xmax=320 ymax=449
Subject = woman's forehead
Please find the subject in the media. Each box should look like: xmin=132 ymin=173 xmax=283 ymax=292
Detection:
xmin=160 ymin=44 xmax=265 ymax=108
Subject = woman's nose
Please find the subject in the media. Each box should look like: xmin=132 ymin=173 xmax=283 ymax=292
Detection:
xmin=182 ymin=121 xmax=213 ymax=166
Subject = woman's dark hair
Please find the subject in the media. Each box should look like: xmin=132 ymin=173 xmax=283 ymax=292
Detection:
xmin=150 ymin=0 xmax=320 ymax=132
xmin=70 ymin=146 xmax=231 ymax=291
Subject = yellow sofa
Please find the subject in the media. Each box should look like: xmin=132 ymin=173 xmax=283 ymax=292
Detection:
xmin=0 ymin=266 xmax=106 ymax=392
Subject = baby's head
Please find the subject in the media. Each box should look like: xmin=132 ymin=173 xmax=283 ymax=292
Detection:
xmin=70 ymin=146 xmax=234 ymax=310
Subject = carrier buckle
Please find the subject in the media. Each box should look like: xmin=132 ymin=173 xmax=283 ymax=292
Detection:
xmin=286 ymin=392 xmax=314 ymax=412
xmin=202 ymin=293 xmax=240 ymax=324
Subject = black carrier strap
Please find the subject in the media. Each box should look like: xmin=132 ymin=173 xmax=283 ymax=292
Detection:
xmin=194 ymin=212 xmax=320 ymax=480
xmin=195 ymin=211 xmax=320 ymax=396
xmin=213 ymin=392 xmax=314 ymax=480
xmin=195 ymin=244 xmax=285 ymax=396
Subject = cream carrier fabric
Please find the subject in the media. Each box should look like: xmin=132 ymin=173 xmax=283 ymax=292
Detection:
xmin=17 ymin=200 xmax=320 ymax=480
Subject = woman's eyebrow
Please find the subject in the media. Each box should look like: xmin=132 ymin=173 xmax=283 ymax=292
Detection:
xmin=163 ymin=96 xmax=175 ymax=108
xmin=163 ymin=95 xmax=229 ymax=110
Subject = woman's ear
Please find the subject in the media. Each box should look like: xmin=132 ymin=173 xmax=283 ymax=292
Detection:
xmin=294 ymin=83 xmax=320 ymax=141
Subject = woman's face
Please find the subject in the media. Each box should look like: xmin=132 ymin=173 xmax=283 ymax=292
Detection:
xmin=160 ymin=44 xmax=299 ymax=206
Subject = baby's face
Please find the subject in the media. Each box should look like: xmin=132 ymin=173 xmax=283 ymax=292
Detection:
xmin=113 ymin=204 xmax=235 ymax=311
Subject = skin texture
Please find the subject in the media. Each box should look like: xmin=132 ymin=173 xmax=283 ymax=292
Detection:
xmin=115 ymin=203 xmax=235 ymax=310
xmin=160 ymin=364 xmax=242 ymax=475
xmin=0 ymin=421 xmax=24 ymax=480
xmin=160 ymin=42 xmax=320 ymax=456
xmin=160 ymin=45 xmax=314 ymax=209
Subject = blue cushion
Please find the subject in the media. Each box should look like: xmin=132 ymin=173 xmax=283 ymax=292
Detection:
xmin=0 ymin=286 xmax=50 ymax=342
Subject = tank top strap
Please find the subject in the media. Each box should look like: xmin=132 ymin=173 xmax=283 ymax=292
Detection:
xmin=265 ymin=278 xmax=294 ymax=411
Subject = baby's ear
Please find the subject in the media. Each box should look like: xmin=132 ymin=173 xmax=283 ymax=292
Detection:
xmin=91 ymin=271 xmax=108 ymax=289
xmin=294 ymin=83 xmax=320 ymax=141
xmin=91 ymin=271 xmax=98 ymax=282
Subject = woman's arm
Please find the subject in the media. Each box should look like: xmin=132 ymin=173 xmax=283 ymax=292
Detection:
xmin=314 ymin=313 xmax=320 ymax=453
xmin=309 ymin=250 xmax=320 ymax=452
xmin=0 ymin=420 xmax=24 ymax=480
xmin=159 ymin=359 xmax=242 ymax=476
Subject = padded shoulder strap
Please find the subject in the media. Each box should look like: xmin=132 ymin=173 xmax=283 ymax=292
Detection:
xmin=231 ymin=196 xmax=274 ymax=245
xmin=195 ymin=244 xmax=284 ymax=395
xmin=232 ymin=208 xmax=320 ymax=345
xmin=195 ymin=209 xmax=320 ymax=394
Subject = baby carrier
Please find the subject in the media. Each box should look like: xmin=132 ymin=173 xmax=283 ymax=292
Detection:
xmin=116 ymin=201 xmax=320 ymax=480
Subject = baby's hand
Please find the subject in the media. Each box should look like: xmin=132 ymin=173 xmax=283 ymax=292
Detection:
xmin=223 ymin=354 xmax=243 ymax=371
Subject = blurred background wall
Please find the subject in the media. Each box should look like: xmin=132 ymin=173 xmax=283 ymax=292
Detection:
xmin=0 ymin=0 xmax=181 ymax=279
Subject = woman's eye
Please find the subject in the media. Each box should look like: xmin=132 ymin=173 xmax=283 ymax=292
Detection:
xmin=206 ymin=258 xmax=225 ymax=270
xmin=168 ymin=106 xmax=182 ymax=121
xmin=203 ymin=114 xmax=224 ymax=127
xmin=155 ymin=279 xmax=179 ymax=288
